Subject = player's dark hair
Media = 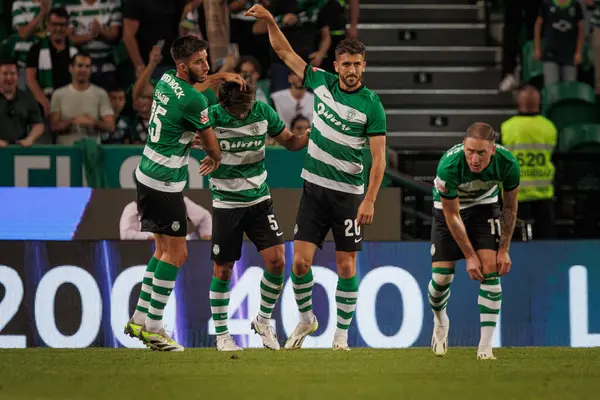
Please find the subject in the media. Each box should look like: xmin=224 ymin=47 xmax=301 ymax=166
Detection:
xmin=70 ymin=51 xmax=90 ymax=65
xmin=291 ymin=114 xmax=310 ymax=129
xmin=218 ymin=81 xmax=256 ymax=113
xmin=170 ymin=35 xmax=209 ymax=62
xmin=335 ymin=39 xmax=366 ymax=59
xmin=464 ymin=122 xmax=497 ymax=142
xmin=49 ymin=6 xmax=69 ymax=21
xmin=0 ymin=58 xmax=18 ymax=68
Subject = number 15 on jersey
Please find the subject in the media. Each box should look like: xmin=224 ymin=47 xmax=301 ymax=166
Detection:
xmin=148 ymin=100 xmax=168 ymax=143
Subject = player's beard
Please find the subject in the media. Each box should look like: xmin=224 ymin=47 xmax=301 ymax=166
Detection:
xmin=188 ymin=68 xmax=205 ymax=84
xmin=341 ymin=73 xmax=362 ymax=89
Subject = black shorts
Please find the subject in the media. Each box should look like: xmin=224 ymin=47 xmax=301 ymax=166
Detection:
xmin=211 ymin=199 xmax=284 ymax=262
xmin=431 ymin=203 xmax=502 ymax=262
xmin=135 ymin=177 xmax=187 ymax=237
xmin=294 ymin=181 xmax=364 ymax=252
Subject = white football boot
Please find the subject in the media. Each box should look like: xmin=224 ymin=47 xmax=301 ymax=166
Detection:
xmin=251 ymin=316 xmax=280 ymax=350
xmin=431 ymin=317 xmax=449 ymax=356
xmin=216 ymin=334 xmax=243 ymax=351
xmin=284 ymin=315 xmax=319 ymax=350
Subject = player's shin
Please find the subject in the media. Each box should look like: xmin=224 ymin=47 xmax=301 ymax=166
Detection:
xmin=210 ymin=276 xmax=231 ymax=335
xmin=132 ymin=256 xmax=159 ymax=325
xmin=428 ymin=267 xmax=455 ymax=325
xmin=145 ymin=261 xmax=180 ymax=332
xmin=478 ymin=272 xmax=502 ymax=349
xmin=292 ymin=269 xmax=314 ymax=323
xmin=258 ymin=270 xmax=284 ymax=324
xmin=334 ymin=274 xmax=359 ymax=340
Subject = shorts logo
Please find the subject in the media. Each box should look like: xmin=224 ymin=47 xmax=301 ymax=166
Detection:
xmin=294 ymin=224 xmax=298 ymax=235
xmin=430 ymin=244 xmax=436 ymax=256
xmin=213 ymin=244 xmax=220 ymax=255
xmin=171 ymin=221 xmax=180 ymax=232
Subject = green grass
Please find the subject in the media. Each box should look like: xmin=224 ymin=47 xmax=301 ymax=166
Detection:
xmin=0 ymin=348 xmax=599 ymax=399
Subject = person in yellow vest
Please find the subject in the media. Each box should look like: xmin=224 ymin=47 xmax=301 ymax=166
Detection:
xmin=500 ymin=84 xmax=558 ymax=238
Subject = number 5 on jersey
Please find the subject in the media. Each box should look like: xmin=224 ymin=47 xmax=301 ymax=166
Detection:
xmin=148 ymin=100 xmax=168 ymax=143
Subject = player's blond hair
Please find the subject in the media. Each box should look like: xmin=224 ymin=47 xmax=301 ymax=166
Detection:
xmin=464 ymin=122 xmax=496 ymax=142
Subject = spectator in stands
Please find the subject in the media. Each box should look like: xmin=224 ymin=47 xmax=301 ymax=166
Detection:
xmin=129 ymin=45 xmax=163 ymax=143
xmin=500 ymin=85 xmax=557 ymax=239
xmin=101 ymin=85 xmax=129 ymax=144
xmin=26 ymin=6 xmax=78 ymax=117
xmin=11 ymin=0 xmax=49 ymax=89
xmin=534 ymin=0 xmax=585 ymax=85
xmin=123 ymin=0 xmax=184 ymax=79
xmin=66 ymin=0 xmax=122 ymax=91
xmin=203 ymin=0 xmax=231 ymax=70
xmin=255 ymin=0 xmax=331 ymax=92
xmin=499 ymin=0 xmax=541 ymax=92
xmin=234 ymin=56 xmax=269 ymax=103
xmin=179 ymin=0 xmax=204 ymax=38
xmin=318 ymin=0 xmax=359 ymax=73
xmin=270 ymin=71 xmax=314 ymax=128
xmin=0 ymin=59 xmax=45 ymax=147
xmin=50 ymin=52 xmax=115 ymax=145
xmin=591 ymin=0 xmax=600 ymax=95
xmin=266 ymin=114 xmax=311 ymax=146
xmin=120 ymin=196 xmax=212 ymax=240
xmin=229 ymin=1 xmax=271 ymax=74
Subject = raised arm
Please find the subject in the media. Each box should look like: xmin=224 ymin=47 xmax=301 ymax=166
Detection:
xmin=245 ymin=4 xmax=307 ymax=79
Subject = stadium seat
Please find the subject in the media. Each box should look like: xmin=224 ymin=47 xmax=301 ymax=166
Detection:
xmin=542 ymin=82 xmax=597 ymax=132
xmin=557 ymin=123 xmax=600 ymax=153
xmin=521 ymin=41 xmax=544 ymax=88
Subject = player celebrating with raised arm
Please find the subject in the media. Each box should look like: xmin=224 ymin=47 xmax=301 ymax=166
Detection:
xmin=205 ymin=82 xmax=309 ymax=352
xmin=245 ymin=5 xmax=387 ymax=351
xmin=429 ymin=122 xmax=520 ymax=360
xmin=124 ymin=35 xmax=243 ymax=352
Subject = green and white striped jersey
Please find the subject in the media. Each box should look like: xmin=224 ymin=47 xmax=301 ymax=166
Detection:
xmin=208 ymin=101 xmax=285 ymax=208
xmin=302 ymin=64 xmax=386 ymax=195
xmin=433 ymin=143 xmax=521 ymax=209
xmin=64 ymin=0 xmax=122 ymax=62
xmin=135 ymin=70 xmax=211 ymax=193
xmin=11 ymin=0 xmax=44 ymax=65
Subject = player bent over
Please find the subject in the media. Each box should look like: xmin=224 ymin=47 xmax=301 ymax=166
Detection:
xmin=124 ymin=36 xmax=243 ymax=351
xmin=246 ymin=5 xmax=387 ymax=351
xmin=205 ymin=82 xmax=310 ymax=351
xmin=429 ymin=122 xmax=520 ymax=360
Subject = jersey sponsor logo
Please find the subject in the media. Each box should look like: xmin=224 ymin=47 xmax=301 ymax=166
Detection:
xmin=219 ymin=138 xmax=264 ymax=151
xmin=160 ymin=74 xmax=185 ymax=99
xmin=200 ymin=109 xmax=209 ymax=124
xmin=457 ymin=180 xmax=498 ymax=193
xmin=434 ymin=176 xmax=448 ymax=193
xmin=317 ymin=103 xmax=351 ymax=131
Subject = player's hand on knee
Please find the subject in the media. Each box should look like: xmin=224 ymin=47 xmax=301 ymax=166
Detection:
xmin=497 ymin=249 xmax=512 ymax=276
xmin=199 ymin=156 xmax=220 ymax=176
xmin=466 ymin=256 xmax=484 ymax=282
xmin=356 ymin=199 xmax=374 ymax=226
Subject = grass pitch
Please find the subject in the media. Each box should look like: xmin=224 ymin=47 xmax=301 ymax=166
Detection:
xmin=0 ymin=348 xmax=598 ymax=399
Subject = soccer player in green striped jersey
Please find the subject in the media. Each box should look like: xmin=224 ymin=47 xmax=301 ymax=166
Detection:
xmin=246 ymin=5 xmax=387 ymax=351
xmin=429 ymin=122 xmax=520 ymax=360
xmin=124 ymin=35 xmax=243 ymax=352
xmin=205 ymin=82 xmax=309 ymax=351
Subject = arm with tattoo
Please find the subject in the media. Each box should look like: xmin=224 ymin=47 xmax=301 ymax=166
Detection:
xmin=499 ymin=188 xmax=519 ymax=250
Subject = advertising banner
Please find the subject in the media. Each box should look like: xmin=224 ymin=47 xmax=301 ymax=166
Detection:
xmin=0 ymin=241 xmax=598 ymax=349
xmin=0 ymin=188 xmax=402 ymax=241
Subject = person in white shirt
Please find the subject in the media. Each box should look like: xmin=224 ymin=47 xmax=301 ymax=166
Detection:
xmin=270 ymin=70 xmax=314 ymax=128
xmin=120 ymin=196 xmax=212 ymax=240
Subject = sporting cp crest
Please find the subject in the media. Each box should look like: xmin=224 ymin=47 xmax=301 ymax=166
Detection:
xmin=250 ymin=124 xmax=259 ymax=135
xmin=346 ymin=109 xmax=356 ymax=120
xmin=171 ymin=221 xmax=180 ymax=232
xmin=213 ymin=244 xmax=220 ymax=255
